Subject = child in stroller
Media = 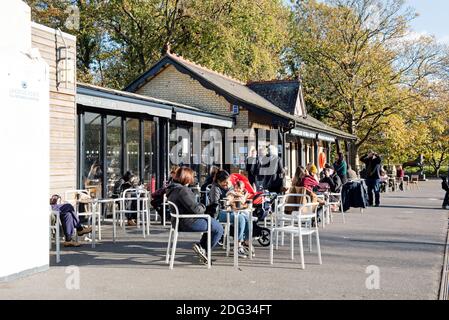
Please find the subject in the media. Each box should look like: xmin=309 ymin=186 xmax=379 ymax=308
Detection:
xmin=228 ymin=173 xmax=276 ymax=247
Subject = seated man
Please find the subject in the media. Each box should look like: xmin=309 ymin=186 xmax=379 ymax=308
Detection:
xmin=320 ymin=164 xmax=342 ymax=193
xmin=50 ymin=195 xmax=92 ymax=247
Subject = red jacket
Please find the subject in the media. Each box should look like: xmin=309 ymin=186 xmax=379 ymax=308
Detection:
xmin=300 ymin=175 xmax=319 ymax=192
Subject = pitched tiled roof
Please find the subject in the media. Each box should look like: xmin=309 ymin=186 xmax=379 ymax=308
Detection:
xmin=125 ymin=53 xmax=356 ymax=140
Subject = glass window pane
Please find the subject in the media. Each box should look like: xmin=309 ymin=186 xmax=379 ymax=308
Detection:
xmin=107 ymin=115 xmax=122 ymax=197
xmin=83 ymin=112 xmax=102 ymax=194
xmin=144 ymin=121 xmax=156 ymax=191
xmin=126 ymin=118 xmax=140 ymax=178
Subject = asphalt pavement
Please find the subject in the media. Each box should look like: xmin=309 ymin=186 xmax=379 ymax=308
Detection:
xmin=1 ymin=180 xmax=448 ymax=300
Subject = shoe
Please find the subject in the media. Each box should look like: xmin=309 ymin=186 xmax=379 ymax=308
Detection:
xmin=242 ymin=245 xmax=255 ymax=258
xmin=63 ymin=240 xmax=81 ymax=247
xmin=127 ymin=219 xmax=137 ymax=226
xmin=445 ymin=206 xmax=449 ymax=210
xmin=192 ymin=243 xmax=208 ymax=264
xmin=237 ymin=246 xmax=248 ymax=258
xmin=217 ymin=235 xmax=224 ymax=246
xmin=77 ymin=226 xmax=92 ymax=236
xmin=374 ymin=204 xmax=380 ymax=207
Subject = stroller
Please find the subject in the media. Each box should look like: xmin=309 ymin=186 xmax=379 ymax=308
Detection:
xmin=228 ymin=173 xmax=277 ymax=247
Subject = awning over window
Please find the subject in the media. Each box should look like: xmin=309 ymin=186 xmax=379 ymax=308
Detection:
xmin=290 ymin=128 xmax=317 ymax=139
xmin=317 ymin=133 xmax=336 ymax=143
xmin=77 ymin=87 xmax=173 ymax=119
xmin=175 ymin=108 xmax=233 ymax=128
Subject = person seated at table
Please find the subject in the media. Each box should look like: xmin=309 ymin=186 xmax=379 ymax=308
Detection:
xmin=209 ymin=170 xmax=250 ymax=258
xmin=166 ymin=167 xmax=224 ymax=265
xmin=201 ymin=165 xmax=219 ymax=192
xmin=50 ymin=195 xmax=92 ymax=247
xmin=287 ymin=166 xmax=325 ymax=214
xmin=113 ymin=171 xmax=138 ymax=226
xmin=284 ymin=185 xmax=325 ymax=224
xmin=299 ymin=167 xmax=320 ymax=192
xmin=320 ymin=164 xmax=342 ymax=194
xmin=292 ymin=166 xmax=306 ymax=187
xmin=396 ymin=165 xmax=405 ymax=191
xmin=306 ymin=163 xmax=319 ymax=182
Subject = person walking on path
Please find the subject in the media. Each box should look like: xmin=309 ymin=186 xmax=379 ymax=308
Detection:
xmin=441 ymin=174 xmax=449 ymax=209
xmin=360 ymin=151 xmax=382 ymax=207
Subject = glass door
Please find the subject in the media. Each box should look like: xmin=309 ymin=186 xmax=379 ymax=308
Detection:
xmin=106 ymin=115 xmax=122 ymax=197
xmin=83 ymin=112 xmax=102 ymax=194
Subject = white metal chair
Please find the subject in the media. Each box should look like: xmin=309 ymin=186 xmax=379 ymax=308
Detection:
xmin=161 ymin=193 xmax=169 ymax=227
xmin=64 ymin=190 xmax=102 ymax=241
xmin=165 ymin=201 xmax=212 ymax=269
xmin=118 ymin=188 xmax=150 ymax=238
xmin=326 ymin=192 xmax=345 ymax=223
xmin=275 ymin=194 xmax=311 ymax=246
xmin=49 ymin=205 xmax=61 ymax=263
xmin=270 ymin=202 xmax=322 ymax=269
xmin=410 ymin=175 xmax=420 ymax=190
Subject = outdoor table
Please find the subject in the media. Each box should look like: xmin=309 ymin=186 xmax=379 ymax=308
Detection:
xmin=232 ymin=204 xmax=255 ymax=269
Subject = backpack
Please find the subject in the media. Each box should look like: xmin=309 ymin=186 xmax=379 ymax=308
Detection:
xmin=151 ymin=187 xmax=167 ymax=209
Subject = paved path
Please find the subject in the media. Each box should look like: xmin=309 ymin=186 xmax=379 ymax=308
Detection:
xmin=1 ymin=180 xmax=448 ymax=300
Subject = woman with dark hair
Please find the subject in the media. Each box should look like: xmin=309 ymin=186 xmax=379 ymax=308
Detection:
xmin=208 ymin=170 xmax=251 ymax=258
xmin=333 ymin=152 xmax=348 ymax=185
xmin=166 ymin=167 xmax=224 ymax=265
xmin=201 ymin=165 xmax=219 ymax=192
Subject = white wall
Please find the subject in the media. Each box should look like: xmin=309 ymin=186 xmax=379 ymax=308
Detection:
xmin=0 ymin=0 xmax=50 ymax=280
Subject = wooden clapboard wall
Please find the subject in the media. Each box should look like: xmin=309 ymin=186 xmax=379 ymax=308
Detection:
xmin=31 ymin=23 xmax=77 ymax=196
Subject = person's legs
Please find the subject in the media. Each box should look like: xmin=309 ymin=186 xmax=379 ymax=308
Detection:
xmin=199 ymin=219 xmax=223 ymax=251
xmin=374 ymin=179 xmax=381 ymax=206
xmin=236 ymin=214 xmax=247 ymax=242
xmin=187 ymin=218 xmax=223 ymax=252
xmin=366 ymin=179 xmax=374 ymax=206
xmin=443 ymin=192 xmax=449 ymax=208
xmin=59 ymin=204 xmax=83 ymax=241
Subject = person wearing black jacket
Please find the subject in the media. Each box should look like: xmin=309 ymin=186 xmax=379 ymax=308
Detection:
xmin=442 ymin=174 xmax=449 ymax=209
xmin=360 ymin=151 xmax=382 ymax=207
xmin=166 ymin=167 xmax=223 ymax=265
xmin=246 ymin=147 xmax=259 ymax=188
xmin=320 ymin=164 xmax=342 ymax=193
xmin=260 ymin=145 xmax=284 ymax=193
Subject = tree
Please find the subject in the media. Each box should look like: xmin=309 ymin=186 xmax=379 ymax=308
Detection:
xmin=284 ymin=0 xmax=446 ymax=167
xmin=25 ymin=0 xmax=104 ymax=83
xmin=89 ymin=0 xmax=291 ymax=88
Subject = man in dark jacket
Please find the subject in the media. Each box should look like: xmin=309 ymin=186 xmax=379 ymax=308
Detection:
xmin=360 ymin=151 xmax=382 ymax=207
xmin=246 ymin=147 xmax=259 ymax=188
xmin=320 ymin=164 xmax=342 ymax=193
xmin=442 ymin=175 xmax=449 ymax=209
xmin=260 ymin=145 xmax=284 ymax=193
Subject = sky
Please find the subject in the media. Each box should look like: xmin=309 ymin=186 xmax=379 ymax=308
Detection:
xmin=285 ymin=0 xmax=449 ymax=45
xmin=405 ymin=0 xmax=449 ymax=44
